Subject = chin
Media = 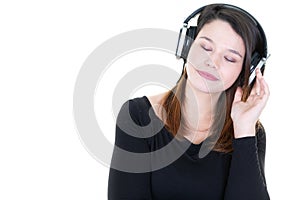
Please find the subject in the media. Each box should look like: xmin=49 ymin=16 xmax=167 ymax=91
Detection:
xmin=193 ymin=80 xmax=226 ymax=94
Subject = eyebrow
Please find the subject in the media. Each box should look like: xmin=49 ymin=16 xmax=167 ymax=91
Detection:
xmin=199 ymin=36 xmax=243 ymax=58
xmin=228 ymin=49 xmax=243 ymax=58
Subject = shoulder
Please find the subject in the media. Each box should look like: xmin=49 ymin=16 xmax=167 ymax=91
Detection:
xmin=117 ymin=96 xmax=151 ymax=125
xmin=147 ymin=92 xmax=166 ymax=106
xmin=146 ymin=92 xmax=168 ymax=121
xmin=118 ymin=92 xmax=167 ymax=122
xmin=114 ymin=97 xmax=153 ymax=152
xmin=117 ymin=93 xmax=167 ymax=128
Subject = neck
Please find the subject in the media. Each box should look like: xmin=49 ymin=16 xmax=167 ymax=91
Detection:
xmin=185 ymin=80 xmax=221 ymax=114
xmin=180 ymin=80 xmax=222 ymax=135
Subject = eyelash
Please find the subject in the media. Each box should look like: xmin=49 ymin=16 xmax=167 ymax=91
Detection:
xmin=201 ymin=45 xmax=212 ymax=51
xmin=201 ymin=45 xmax=236 ymax=63
xmin=225 ymin=57 xmax=236 ymax=63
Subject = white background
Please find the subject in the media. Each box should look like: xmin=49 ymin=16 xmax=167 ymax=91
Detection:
xmin=1 ymin=0 xmax=299 ymax=199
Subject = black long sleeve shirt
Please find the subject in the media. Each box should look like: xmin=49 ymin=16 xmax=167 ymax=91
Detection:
xmin=108 ymin=96 xmax=270 ymax=199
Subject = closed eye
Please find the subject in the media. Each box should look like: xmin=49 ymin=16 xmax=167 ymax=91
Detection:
xmin=201 ymin=45 xmax=212 ymax=52
xmin=225 ymin=56 xmax=236 ymax=63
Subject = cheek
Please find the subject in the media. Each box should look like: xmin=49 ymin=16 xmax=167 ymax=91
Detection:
xmin=186 ymin=42 xmax=209 ymax=68
xmin=186 ymin=65 xmax=196 ymax=81
xmin=220 ymin=66 xmax=242 ymax=89
xmin=186 ymin=64 xmax=203 ymax=88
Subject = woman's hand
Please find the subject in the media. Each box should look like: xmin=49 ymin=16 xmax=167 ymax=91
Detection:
xmin=231 ymin=68 xmax=270 ymax=138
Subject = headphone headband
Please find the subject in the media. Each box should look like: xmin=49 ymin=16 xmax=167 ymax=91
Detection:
xmin=184 ymin=4 xmax=257 ymax=27
xmin=176 ymin=3 xmax=268 ymax=59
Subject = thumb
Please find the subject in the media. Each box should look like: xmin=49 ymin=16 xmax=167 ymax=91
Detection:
xmin=233 ymin=87 xmax=243 ymax=103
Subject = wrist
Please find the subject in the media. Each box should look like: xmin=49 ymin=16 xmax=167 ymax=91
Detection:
xmin=233 ymin=122 xmax=256 ymax=139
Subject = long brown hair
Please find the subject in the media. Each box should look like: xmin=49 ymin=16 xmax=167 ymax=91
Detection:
xmin=162 ymin=4 xmax=265 ymax=153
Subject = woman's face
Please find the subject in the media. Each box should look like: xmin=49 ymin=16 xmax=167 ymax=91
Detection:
xmin=186 ymin=19 xmax=245 ymax=93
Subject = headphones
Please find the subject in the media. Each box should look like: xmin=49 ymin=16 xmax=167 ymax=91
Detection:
xmin=175 ymin=3 xmax=269 ymax=86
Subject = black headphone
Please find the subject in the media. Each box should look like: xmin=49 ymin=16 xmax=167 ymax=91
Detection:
xmin=175 ymin=3 xmax=269 ymax=86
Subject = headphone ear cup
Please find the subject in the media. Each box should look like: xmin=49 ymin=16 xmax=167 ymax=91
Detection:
xmin=250 ymin=52 xmax=261 ymax=74
xmin=181 ymin=26 xmax=197 ymax=59
xmin=247 ymin=52 xmax=266 ymax=86
xmin=175 ymin=27 xmax=186 ymax=59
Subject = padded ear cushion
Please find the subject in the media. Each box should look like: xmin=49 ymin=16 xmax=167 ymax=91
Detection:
xmin=181 ymin=26 xmax=197 ymax=59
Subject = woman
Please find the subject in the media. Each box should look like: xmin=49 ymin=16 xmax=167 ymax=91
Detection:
xmin=108 ymin=3 xmax=270 ymax=200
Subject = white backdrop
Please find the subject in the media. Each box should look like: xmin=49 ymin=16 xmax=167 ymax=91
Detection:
xmin=1 ymin=0 xmax=299 ymax=199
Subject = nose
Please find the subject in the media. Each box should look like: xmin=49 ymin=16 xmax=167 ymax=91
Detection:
xmin=205 ymin=53 xmax=219 ymax=68
xmin=205 ymin=58 xmax=214 ymax=68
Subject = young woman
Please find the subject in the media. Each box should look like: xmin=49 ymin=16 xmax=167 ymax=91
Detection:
xmin=108 ymin=4 xmax=270 ymax=200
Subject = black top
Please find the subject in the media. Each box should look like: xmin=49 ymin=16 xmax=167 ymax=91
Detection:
xmin=108 ymin=96 xmax=270 ymax=200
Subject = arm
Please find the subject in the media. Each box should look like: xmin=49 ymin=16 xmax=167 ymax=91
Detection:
xmin=108 ymin=99 xmax=152 ymax=200
xmin=225 ymin=69 xmax=270 ymax=199
xmin=224 ymin=124 xmax=270 ymax=200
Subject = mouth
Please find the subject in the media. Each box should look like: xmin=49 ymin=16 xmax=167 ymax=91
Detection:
xmin=196 ymin=70 xmax=219 ymax=81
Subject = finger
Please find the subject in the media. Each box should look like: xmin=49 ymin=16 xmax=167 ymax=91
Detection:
xmin=260 ymin=76 xmax=270 ymax=100
xmin=250 ymin=68 xmax=261 ymax=96
xmin=255 ymin=68 xmax=263 ymax=96
xmin=233 ymin=86 xmax=243 ymax=103
xmin=257 ymin=69 xmax=270 ymax=98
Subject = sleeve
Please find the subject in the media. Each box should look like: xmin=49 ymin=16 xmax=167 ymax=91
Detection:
xmin=108 ymin=99 xmax=153 ymax=200
xmin=224 ymin=123 xmax=270 ymax=200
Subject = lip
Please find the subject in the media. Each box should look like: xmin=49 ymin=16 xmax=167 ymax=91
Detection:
xmin=196 ymin=70 xmax=219 ymax=81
